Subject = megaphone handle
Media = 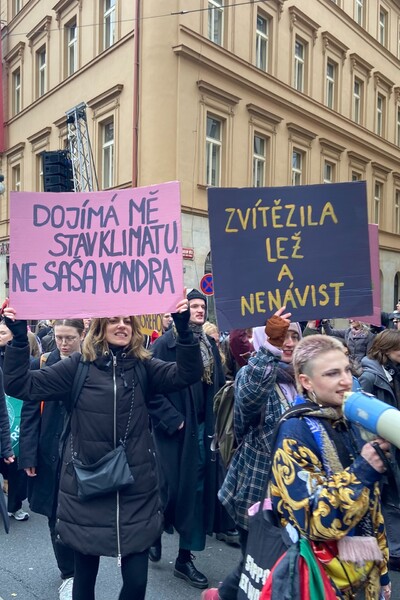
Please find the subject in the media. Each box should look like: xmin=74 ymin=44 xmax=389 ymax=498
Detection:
xmin=371 ymin=442 xmax=392 ymax=475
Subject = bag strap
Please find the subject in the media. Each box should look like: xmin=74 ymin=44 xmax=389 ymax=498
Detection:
xmin=275 ymin=383 xmax=290 ymax=412
xmin=40 ymin=352 xmax=51 ymax=369
xmin=134 ymin=359 xmax=147 ymax=400
xmin=60 ymin=358 xmax=89 ymax=452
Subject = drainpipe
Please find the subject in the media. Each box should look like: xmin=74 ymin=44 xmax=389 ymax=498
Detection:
xmin=132 ymin=0 xmax=140 ymax=188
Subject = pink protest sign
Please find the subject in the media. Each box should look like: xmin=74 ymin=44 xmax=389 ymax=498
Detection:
xmin=10 ymin=182 xmax=183 ymax=319
xmin=349 ymin=224 xmax=381 ymax=326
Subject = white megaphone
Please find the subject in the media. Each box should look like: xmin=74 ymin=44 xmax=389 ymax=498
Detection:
xmin=343 ymin=391 xmax=400 ymax=450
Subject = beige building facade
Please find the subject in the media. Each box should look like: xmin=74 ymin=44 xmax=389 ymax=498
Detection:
xmin=1 ymin=0 xmax=400 ymax=315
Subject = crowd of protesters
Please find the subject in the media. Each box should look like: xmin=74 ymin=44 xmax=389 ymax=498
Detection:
xmin=0 ymin=295 xmax=399 ymax=600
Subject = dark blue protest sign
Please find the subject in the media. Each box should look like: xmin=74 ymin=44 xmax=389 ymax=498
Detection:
xmin=208 ymin=182 xmax=372 ymax=330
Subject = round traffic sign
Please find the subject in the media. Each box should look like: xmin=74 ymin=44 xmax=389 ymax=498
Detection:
xmin=200 ymin=273 xmax=214 ymax=296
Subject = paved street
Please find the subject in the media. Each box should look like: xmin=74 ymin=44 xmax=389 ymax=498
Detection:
xmin=1 ymin=501 xmax=399 ymax=599
xmin=0 ymin=502 xmax=239 ymax=600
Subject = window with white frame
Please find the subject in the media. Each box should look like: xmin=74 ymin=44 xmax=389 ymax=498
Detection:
xmin=352 ymin=171 xmax=362 ymax=181
xmin=13 ymin=0 xmax=22 ymax=18
xmin=326 ymin=60 xmax=336 ymax=109
xmin=376 ymin=94 xmax=385 ymax=136
xmin=395 ymin=190 xmax=400 ymax=234
xmin=398 ymin=20 xmax=400 ymax=59
xmin=12 ymin=68 xmax=21 ymax=115
xmin=292 ymin=150 xmax=303 ymax=185
xmin=253 ymin=134 xmax=266 ymax=187
xmin=353 ymin=77 xmax=362 ymax=124
xmin=354 ymin=0 xmax=364 ymax=25
xmin=208 ymin=0 xmax=224 ymax=45
xmin=206 ymin=115 xmax=222 ymax=186
xmin=294 ymin=38 xmax=305 ymax=92
xmin=323 ymin=161 xmax=335 ymax=183
xmin=101 ymin=119 xmax=114 ymax=189
xmin=12 ymin=164 xmax=21 ymax=191
xmin=37 ymin=46 xmax=46 ymax=98
xmin=103 ymin=0 xmax=116 ymax=50
xmin=397 ymin=107 xmax=400 ymax=147
xmin=374 ymin=181 xmax=382 ymax=224
xmin=379 ymin=8 xmax=388 ymax=46
xmin=37 ymin=155 xmax=44 ymax=192
xmin=256 ymin=12 xmax=269 ymax=71
xmin=66 ymin=19 xmax=78 ymax=76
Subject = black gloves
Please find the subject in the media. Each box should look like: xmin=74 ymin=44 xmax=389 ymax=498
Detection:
xmin=172 ymin=308 xmax=192 ymax=344
xmin=3 ymin=317 xmax=28 ymax=347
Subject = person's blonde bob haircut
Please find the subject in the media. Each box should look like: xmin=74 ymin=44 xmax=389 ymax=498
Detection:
xmin=293 ymin=334 xmax=347 ymax=394
xmin=81 ymin=316 xmax=150 ymax=362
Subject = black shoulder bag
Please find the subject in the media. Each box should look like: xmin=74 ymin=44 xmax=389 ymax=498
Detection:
xmin=69 ymin=359 xmax=135 ymax=502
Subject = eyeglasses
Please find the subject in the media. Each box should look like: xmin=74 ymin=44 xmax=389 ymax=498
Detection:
xmin=55 ymin=336 xmax=79 ymax=343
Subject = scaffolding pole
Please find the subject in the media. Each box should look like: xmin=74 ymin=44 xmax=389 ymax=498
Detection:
xmin=66 ymin=102 xmax=97 ymax=192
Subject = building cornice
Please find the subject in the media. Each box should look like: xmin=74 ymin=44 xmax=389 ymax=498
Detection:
xmin=321 ymin=31 xmax=349 ymax=64
xmin=246 ymin=104 xmax=282 ymax=126
xmin=27 ymin=127 xmax=52 ymax=145
xmin=288 ymin=6 xmax=320 ymax=45
xmin=286 ymin=122 xmax=317 ymax=142
xmin=347 ymin=151 xmax=370 ymax=166
xmin=349 ymin=52 xmax=373 ymax=77
xmin=27 ymin=15 xmax=52 ymax=45
xmin=53 ymin=0 xmax=82 ymax=19
xmin=371 ymin=161 xmax=392 ymax=176
xmin=4 ymin=42 xmax=25 ymax=65
xmin=5 ymin=142 xmax=25 ymax=157
xmin=87 ymin=84 xmax=124 ymax=111
xmin=373 ymin=71 xmax=394 ymax=93
xmin=197 ymin=80 xmax=240 ymax=105
xmin=319 ymin=138 xmax=346 ymax=154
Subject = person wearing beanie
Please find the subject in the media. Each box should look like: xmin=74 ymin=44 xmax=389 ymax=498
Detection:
xmin=202 ymin=306 xmax=301 ymax=600
xmin=149 ymin=289 xmax=226 ymax=589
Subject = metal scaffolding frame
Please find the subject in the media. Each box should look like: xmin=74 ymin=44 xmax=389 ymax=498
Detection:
xmin=66 ymin=102 xmax=98 ymax=192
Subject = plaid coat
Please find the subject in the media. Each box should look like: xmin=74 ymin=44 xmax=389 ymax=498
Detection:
xmin=218 ymin=346 xmax=295 ymax=530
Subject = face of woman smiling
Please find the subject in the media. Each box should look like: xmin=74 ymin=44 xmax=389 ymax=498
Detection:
xmin=105 ymin=316 xmax=133 ymax=347
xmin=299 ymin=349 xmax=353 ymax=408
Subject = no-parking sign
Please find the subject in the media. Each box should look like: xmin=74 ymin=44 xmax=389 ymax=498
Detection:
xmin=200 ymin=273 xmax=214 ymax=296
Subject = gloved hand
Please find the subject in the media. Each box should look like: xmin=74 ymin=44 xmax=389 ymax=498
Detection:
xmin=265 ymin=315 xmax=289 ymax=348
xmin=172 ymin=307 xmax=191 ymax=344
xmin=3 ymin=317 xmax=28 ymax=347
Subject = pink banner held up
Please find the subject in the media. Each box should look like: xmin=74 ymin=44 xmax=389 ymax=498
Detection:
xmin=0 ymin=33 xmax=5 ymax=153
xmin=349 ymin=224 xmax=381 ymax=327
xmin=10 ymin=182 xmax=183 ymax=319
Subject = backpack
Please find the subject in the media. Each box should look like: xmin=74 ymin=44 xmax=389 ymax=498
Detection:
xmin=211 ymin=380 xmax=236 ymax=468
xmin=212 ymin=381 xmax=289 ymax=469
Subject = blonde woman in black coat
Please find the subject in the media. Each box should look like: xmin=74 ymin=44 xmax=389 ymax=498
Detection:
xmin=2 ymin=298 xmax=202 ymax=600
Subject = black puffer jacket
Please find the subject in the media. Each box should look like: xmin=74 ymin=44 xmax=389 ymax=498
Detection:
xmin=0 ymin=369 xmax=12 ymax=460
xmin=360 ymin=356 xmax=400 ymax=507
xmin=4 ymin=341 xmax=202 ymax=558
xmin=19 ymin=348 xmax=65 ymax=518
xmin=360 ymin=357 xmax=399 ymax=409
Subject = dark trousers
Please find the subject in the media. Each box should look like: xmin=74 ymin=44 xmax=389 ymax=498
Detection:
xmin=179 ymin=422 xmax=206 ymax=552
xmin=0 ymin=458 xmax=27 ymax=513
xmin=218 ymin=527 xmax=248 ymax=600
xmin=72 ymin=550 xmax=149 ymax=600
xmin=49 ymin=512 xmax=75 ymax=580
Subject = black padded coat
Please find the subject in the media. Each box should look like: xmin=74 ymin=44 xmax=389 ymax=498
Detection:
xmin=3 ymin=340 xmax=202 ymax=558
